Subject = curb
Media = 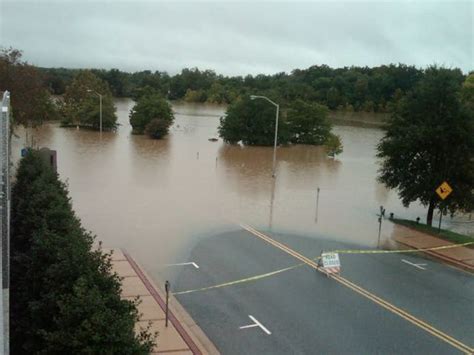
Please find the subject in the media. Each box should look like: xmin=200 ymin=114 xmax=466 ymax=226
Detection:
xmin=122 ymin=250 xmax=203 ymax=354
xmin=395 ymin=240 xmax=474 ymax=273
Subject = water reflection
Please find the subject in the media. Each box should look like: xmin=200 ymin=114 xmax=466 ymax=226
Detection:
xmin=129 ymin=134 xmax=172 ymax=186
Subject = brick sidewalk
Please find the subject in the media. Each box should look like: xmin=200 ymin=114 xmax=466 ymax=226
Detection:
xmin=392 ymin=223 xmax=474 ymax=272
xmin=103 ymin=248 xmax=219 ymax=355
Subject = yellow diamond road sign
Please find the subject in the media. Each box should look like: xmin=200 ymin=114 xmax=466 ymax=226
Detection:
xmin=436 ymin=181 xmax=453 ymax=200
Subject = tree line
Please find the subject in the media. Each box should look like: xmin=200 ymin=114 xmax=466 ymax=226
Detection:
xmin=10 ymin=150 xmax=155 ymax=353
xmin=40 ymin=63 xmax=436 ymax=112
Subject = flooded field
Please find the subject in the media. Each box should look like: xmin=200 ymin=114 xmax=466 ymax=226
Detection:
xmin=11 ymin=99 xmax=472 ymax=277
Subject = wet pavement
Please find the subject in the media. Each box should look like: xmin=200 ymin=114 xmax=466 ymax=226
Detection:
xmin=173 ymin=228 xmax=474 ymax=354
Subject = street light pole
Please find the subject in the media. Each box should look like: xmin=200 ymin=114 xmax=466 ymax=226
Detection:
xmin=87 ymin=89 xmax=103 ymax=134
xmin=99 ymin=93 xmax=102 ymax=134
xmin=272 ymin=104 xmax=279 ymax=178
xmin=250 ymin=95 xmax=279 ymax=178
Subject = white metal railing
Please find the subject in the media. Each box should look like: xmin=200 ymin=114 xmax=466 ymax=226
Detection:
xmin=1 ymin=90 xmax=10 ymax=354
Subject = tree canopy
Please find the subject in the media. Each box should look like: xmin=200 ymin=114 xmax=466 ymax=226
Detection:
xmin=0 ymin=47 xmax=57 ymax=127
xmin=10 ymin=150 xmax=155 ymax=353
xmin=61 ymin=70 xmax=118 ymax=130
xmin=129 ymin=90 xmax=174 ymax=138
xmin=287 ymin=99 xmax=332 ymax=145
xmin=218 ymin=96 xmax=336 ymax=146
xmin=218 ymin=96 xmax=290 ymax=146
xmin=377 ymin=67 xmax=474 ymax=226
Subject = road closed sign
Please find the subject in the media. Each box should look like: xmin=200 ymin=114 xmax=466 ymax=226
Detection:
xmin=321 ymin=252 xmax=341 ymax=275
xmin=321 ymin=253 xmax=340 ymax=268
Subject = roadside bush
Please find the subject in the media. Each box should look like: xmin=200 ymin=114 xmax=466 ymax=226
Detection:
xmin=10 ymin=150 xmax=155 ymax=354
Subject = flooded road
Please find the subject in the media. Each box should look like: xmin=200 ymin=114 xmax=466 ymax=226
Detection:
xmin=11 ymin=99 xmax=471 ymax=278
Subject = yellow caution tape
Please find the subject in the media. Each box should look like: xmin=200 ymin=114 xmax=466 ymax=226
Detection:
xmin=173 ymin=242 xmax=473 ymax=296
xmin=173 ymin=262 xmax=306 ymax=296
xmin=329 ymin=241 xmax=474 ymax=255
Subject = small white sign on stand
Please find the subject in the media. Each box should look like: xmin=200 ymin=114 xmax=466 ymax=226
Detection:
xmin=320 ymin=252 xmax=341 ymax=276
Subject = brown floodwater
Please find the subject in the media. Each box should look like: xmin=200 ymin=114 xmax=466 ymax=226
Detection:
xmin=11 ymin=99 xmax=472 ymax=277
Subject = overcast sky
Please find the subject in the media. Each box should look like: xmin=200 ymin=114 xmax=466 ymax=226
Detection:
xmin=1 ymin=0 xmax=472 ymax=75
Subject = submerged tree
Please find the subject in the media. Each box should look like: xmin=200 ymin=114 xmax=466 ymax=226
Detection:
xmin=325 ymin=133 xmax=343 ymax=157
xmin=144 ymin=118 xmax=171 ymax=139
xmin=129 ymin=90 xmax=174 ymax=137
xmin=62 ymin=70 xmax=117 ymax=130
xmin=287 ymin=99 xmax=332 ymax=145
xmin=377 ymin=66 xmax=474 ymax=226
xmin=219 ymin=97 xmax=336 ymax=147
xmin=218 ymin=96 xmax=290 ymax=146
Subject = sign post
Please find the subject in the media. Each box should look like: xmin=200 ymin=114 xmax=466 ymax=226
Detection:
xmin=377 ymin=206 xmax=385 ymax=248
xmin=435 ymin=181 xmax=453 ymax=232
xmin=165 ymin=280 xmax=170 ymax=327
xmin=315 ymin=187 xmax=320 ymax=223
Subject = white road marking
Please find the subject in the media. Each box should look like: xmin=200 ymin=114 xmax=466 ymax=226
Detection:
xmin=402 ymin=259 xmax=427 ymax=270
xmin=239 ymin=315 xmax=271 ymax=335
xmin=166 ymin=262 xmax=200 ymax=269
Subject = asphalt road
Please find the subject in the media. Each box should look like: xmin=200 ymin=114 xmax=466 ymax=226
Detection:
xmin=170 ymin=227 xmax=474 ymax=354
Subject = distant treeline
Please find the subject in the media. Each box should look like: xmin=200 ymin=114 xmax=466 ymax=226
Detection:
xmin=38 ymin=64 xmax=463 ymax=112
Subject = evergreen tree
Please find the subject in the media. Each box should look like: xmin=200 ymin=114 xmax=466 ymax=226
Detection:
xmin=10 ymin=150 xmax=155 ymax=353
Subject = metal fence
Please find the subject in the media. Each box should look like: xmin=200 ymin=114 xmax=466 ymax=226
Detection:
xmin=1 ymin=90 xmax=11 ymax=354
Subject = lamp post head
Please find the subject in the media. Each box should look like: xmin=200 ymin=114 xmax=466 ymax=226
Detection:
xmin=250 ymin=95 xmax=257 ymax=100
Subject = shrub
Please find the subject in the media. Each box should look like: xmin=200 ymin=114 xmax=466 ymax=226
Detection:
xmin=10 ymin=150 xmax=155 ymax=353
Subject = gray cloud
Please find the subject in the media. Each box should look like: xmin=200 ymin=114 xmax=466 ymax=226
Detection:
xmin=1 ymin=0 xmax=472 ymax=75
